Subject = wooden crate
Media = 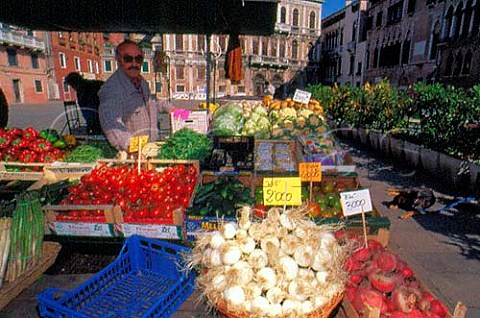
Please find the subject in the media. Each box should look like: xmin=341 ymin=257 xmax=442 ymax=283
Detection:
xmin=0 ymin=241 xmax=61 ymax=310
xmin=0 ymin=162 xmax=46 ymax=181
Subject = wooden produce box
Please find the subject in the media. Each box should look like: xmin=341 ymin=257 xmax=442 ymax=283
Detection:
xmin=0 ymin=241 xmax=61 ymax=310
xmin=254 ymin=139 xmax=303 ymax=175
xmin=43 ymin=204 xmax=119 ymax=238
xmin=0 ymin=162 xmax=46 ymax=181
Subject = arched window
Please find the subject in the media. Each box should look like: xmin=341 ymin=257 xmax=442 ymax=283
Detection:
xmin=292 ymin=40 xmax=298 ymax=59
xmin=280 ymin=6 xmax=287 ymax=23
xmin=197 ymin=35 xmax=205 ymax=51
xmin=373 ymin=47 xmax=379 ymax=68
xmin=444 ymin=6 xmax=454 ymax=39
xmin=252 ymin=38 xmax=259 ymax=55
xmin=462 ymin=50 xmax=472 ymax=74
xmin=270 ymin=38 xmax=277 ymax=57
xmin=429 ymin=21 xmax=441 ymax=60
xmin=175 ymin=34 xmax=183 ymax=51
xmin=445 ymin=53 xmax=454 ymax=76
xmin=453 ymin=4 xmax=463 ymax=40
xmin=309 ymin=11 xmax=316 ymax=29
xmin=461 ymin=0 xmax=473 ymax=37
xmin=292 ymin=9 xmax=299 ymax=27
xmin=279 ymin=41 xmax=286 ymax=57
xmin=453 ymin=51 xmax=463 ymax=75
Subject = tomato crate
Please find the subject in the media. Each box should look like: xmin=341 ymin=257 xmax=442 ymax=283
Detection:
xmin=43 ymin=204 xmax=119 ymax=237
xmin=37 ymin=235 xmax=196 ymax=318
xmin=0 ymin=162 xmax=46 ymax=181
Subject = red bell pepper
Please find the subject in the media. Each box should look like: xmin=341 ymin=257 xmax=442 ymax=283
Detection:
xmin=11 ymin=137 xmax=29 ymax=149
xmin=2 ymin=148 xmax=19 ymax=161
xmin=0 ymin=132 xmax=12 ymax=149
xmin=18 ymin=149 xmax=37 ymax=163
xmin=38 ymin=151 xmax=56 ymax=163
xmin=7 ymin=127 xmax=23 ymax=139
xmin=22 ymin=126 xmax=38 ymax=141
xmin=31 ymin=138 xmax=53 ymax=153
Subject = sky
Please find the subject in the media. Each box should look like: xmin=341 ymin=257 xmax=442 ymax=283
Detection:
xmin=322 ymin=0 xmax=346 ymax=18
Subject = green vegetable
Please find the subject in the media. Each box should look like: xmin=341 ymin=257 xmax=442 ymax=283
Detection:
xmin=53 ymin=139 xmax=67 ymax=149
xmin=187 ymin=176 xmax=254 ymax=217
xmin=158 ymin=128 xmax=212 ymax=162
xmin=212 ymin=104 xmax=245 ymax=136
xmin=39 ymin=129 xmax=59 ymax=143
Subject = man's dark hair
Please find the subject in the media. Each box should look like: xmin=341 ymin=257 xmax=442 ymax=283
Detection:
xmin=115 ymin=39 xmax=141 ymax=58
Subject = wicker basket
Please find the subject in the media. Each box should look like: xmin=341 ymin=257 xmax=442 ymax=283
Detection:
xmin=216 ymin=292 xmax=344 ymax=318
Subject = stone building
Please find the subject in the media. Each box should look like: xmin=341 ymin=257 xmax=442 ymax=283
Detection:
xmin=436 ymin=0 xmax=480 ymax=88
xmin=321 ymin=0 xmax=368 ymax=86
xmin=0 ymin=24 xmax=49 ymax=104
xmin=156 ymin=0 xmax=324 ymax=100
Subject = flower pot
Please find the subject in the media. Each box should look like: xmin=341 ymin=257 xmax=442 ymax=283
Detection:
xmin=403 ymin=141 xmax=422 ymax=169
xmin=368 ymin=131 xmax=382 ymax=151
xmin=419 ymin=147 xmax=440 ymax=174
xmin=389 ymin=137 xmax=405 ymax=162
xmin=358 ymin=128 xmax=369 ymax=146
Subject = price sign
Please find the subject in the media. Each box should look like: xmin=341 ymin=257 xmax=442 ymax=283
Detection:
xmin=263 ymin=177 xmax=301 ymax=206
xmin=293 ymin=89 xmax=312 ymax=104
xmin=129 ymin=135 xmax=149 ymax=153
xmin=340 ymin=189 xmax=373 ymax=216
xmin=299 ymin=162 xmax=322 ymax=182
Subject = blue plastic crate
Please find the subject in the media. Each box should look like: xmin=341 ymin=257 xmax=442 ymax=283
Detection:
xmin=37 ymin=235 xmax=196 ymax=318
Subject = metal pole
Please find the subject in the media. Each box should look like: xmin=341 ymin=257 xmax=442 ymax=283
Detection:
xmin=206 ymin=34 xmax=211 ymax=106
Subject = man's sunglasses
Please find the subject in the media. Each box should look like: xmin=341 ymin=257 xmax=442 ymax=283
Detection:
xmin=122 ymin=54 xmax=144 ymax=64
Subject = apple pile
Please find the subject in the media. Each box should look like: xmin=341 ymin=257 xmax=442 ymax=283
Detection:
xmin=336 ymin=231 xmax=450 ymax=318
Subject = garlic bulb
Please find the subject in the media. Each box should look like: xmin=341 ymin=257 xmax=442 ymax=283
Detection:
xmin=223 ymin=285 xmax=245 ymax=306
xmin=222 ymin=222 xmax=238 ymax=240
xmin=209 ymin=231 xmax=225 ymax=250
xmin=279 ymin=256 xmax=298 ymax=281
xmin=257 ymin=267 xmax=277 ymax=291
xmin=294 ymin=245 xmax=314 ymax=268
xmin=248 ymin=249 xmax=268 ymax=269
xmin=222 ymin=244 xmax=242 ymax=265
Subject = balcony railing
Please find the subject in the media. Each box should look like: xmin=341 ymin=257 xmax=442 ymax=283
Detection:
xmin=0 ymin=30 xmax=47 ymax=51
xmin=275 ymin=23 xmax=291 ymax=34
xmin=248 ymin=55 xmax=289 ymax=69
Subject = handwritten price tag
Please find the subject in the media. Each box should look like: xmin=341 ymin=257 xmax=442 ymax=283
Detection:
xmin=299 ymin=162 xmax=322 ymax=182
xmin=263 ymin=177 xmax=301 ymax=206
xmin=340 ymin=189 xmax=373 ymax=216
xmin=293 ymin=89 xmax=312 ymax=104
xmin=129 ymin=135 xmax=149 ymax=153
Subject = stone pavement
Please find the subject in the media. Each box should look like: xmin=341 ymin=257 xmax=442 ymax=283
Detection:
xmin=0 ymin=140 xmax=479 ymax=317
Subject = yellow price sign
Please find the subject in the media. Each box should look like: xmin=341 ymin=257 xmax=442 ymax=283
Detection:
xmin=129 ymin=135 xmax=149 ymax=153
xmin=299 ymin=162 xmax=322 ymax=182
xmin=263 ymin=177 xmax=302 ymax=206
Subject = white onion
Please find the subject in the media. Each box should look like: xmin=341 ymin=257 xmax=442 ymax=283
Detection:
xmin=257 ymin=267 xmax=277 ymax=291
xmin=209 ymin=231 xmax=225 ymax=250
xmin=223 ymin=285 xmax=245 ymax=306
xmin=232 ymin=261 xmax=254 ymax=285
xmin=315 ymin=270 xmax=329 ymax=285
xmin=294 ymin=245 xmax=313 ymax=268
xmin=245 ymin=281 xmax=262 ymax=299
xmin=266 ymin=286 xmax=284 ymax=304
xmin=268 ymin=303 xmax=283 ymax=317
xmin=222 ymin=222 xmax=238 ymax=240
xmin=279 ymin=213 xmax=295 ymax=230
xmin=320 ymin=232 xmax=336 ymax=250
xmin=239 ymin=236 xmax=256 ymax=255
xmin=222 ymin=245 xmax=242 ymax=265
xmin=212 ymin=274 xmax=228 ymax=292
xmin=248 ymin=249 xmax=268 ymax=269
xmin=210 ymin=249 xmax=223 ymax=267
xmin=300 ymin=300 xmax=314 ymax=314
xmin=281 ymin=298 xmax=298 ymax=315
xmin=250 ymin=296 xmax=270 ymax=314
xmin=279 ymin=256 xmax=298 ymax=281
xmin=280 ymin=234 xmax=299 ymax=256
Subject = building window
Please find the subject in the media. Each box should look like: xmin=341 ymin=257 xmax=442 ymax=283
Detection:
xmin=387 ymin=1 xmax=404 ymax=25
xmin=453 ymin=52 xmax=463 ymax=76
xmin=63 ymin=77 xmax=69 ymax=92
xmin=175 ymin=34 xmax=184 ymax=51
xmin=31 ymin=54 xmax=39 ymax=69
xmin=429 ymin=22 xmax=441 ymax=61
xmin=407 ymin=0 xmax=416 ymax=14
xmin=291 ymin=40 xmax=298 ymax=59
xmin=445 ymin=53 xmax=453 ymax=76
xmin=292 ymin=9 xmax=299 ymax=28
xmin=74 ymin=56 xmax=81 ymax=71
xmin=34 ymin=80 xmax=43 ymax=93
xmin=279 ymin=41 xmax=286 ymax=57
xmin=87 ymin=59 xmax=93 ymax=73
xmin=7 ymin=49 xmax=18 ymax=66
xmin=104 ymin=60 xmax=113 ymax=72
xmin=176 ymin=65 xmax=184 ymax=80
xmin=349 ymin=55 xmax=355 ymax=75
xmin=252 ymin=38 xmax=259 ymax=55
xmin=280 ymin=6 xmax=286 ymax=23
xmin=155 ymin=81 xmax=162 ymax=93
xmin=376 ymin=11 xmax=383 ymax=28
xmin=462 ymin=50 xmax=472 ymax=74
xmin=142 ymin=61 xmax=149 ymax=73
xmin=270 ymin=38 xmax=277 ymax=57
xmin=401 ymin=40 xmax=411 ymax=64
xmin=373 ymin=48 xmax=379 ymax=68
xmin=198 ymin=35 xmax=205 ymax=51
xmin=59 ymin=52 xmax=67 ymax=68
xmin=356 ymin=62 xmax=362 ymax=75
xmin=262 ymin=38 xmax=268 ymax=56
xmin=95 ymin=61 xmax=99 ymax=74
xmin=238 ymin=86 xmax=245 ymax=93
xmin=309 ymin=11 xmax=316 ymax=29
xmin=176 ymin=85 xmax=185 ymax=92
xmin=352 ymin=22 xmax=357 ymax=42
xmin=198 ymin=66 xmax=205 ymax=79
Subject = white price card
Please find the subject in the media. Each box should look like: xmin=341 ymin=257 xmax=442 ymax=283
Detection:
xmin=339 ymin=189 xmax=373 ymax=216
xmin=293 ymin=89 xmax=312 ymax=104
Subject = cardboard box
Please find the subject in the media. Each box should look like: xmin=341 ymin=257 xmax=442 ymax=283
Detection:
xmin=170 ymin=109 xmax=210 ymax=134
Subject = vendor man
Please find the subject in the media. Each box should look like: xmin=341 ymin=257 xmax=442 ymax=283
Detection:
xmin=98 ymin=40 xmax=162 ymax=152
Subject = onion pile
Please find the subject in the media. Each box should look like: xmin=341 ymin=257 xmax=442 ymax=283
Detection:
xmin=189 ymin=205 xmax=350 ymax=317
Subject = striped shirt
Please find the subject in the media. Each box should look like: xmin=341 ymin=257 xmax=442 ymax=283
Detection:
xmin=98 ymin=69 xmax=158 ymax=151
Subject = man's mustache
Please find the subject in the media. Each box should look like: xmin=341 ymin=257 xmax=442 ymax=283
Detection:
xmin=128 ymin=66 xmax=140 ymax=71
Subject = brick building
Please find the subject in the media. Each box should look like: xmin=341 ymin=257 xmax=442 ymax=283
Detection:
xmin=0 ymin=24 xmax=49 ymax=104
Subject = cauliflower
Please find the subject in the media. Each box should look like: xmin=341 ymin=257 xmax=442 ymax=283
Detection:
xmin=298 ymin=108 xmax=314 ymax=118
xmin=279 ymin=107 xmax=297 ymax=120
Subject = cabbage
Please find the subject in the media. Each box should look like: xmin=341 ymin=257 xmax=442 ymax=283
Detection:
xmin=212 ymin=104 xmax=245 ymax=136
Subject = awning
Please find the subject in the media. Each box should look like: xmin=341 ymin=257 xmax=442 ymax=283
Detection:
xmin=0 ymin=0 xmax=278 ymax=35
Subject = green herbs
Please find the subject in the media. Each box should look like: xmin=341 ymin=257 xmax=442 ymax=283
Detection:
xmin=158 ymin=128 xmax=212 ymax=162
